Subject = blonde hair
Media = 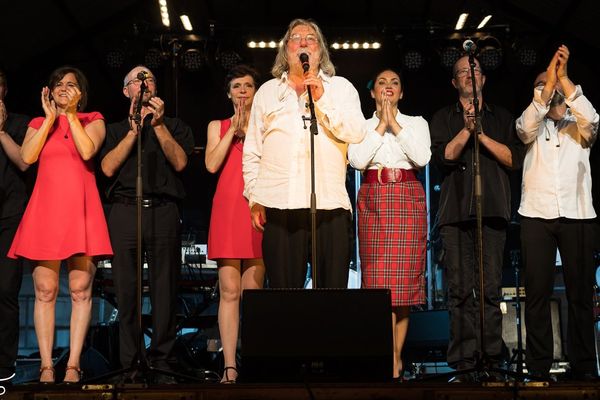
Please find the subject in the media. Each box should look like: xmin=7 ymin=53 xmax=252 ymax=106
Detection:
xmin=271 ymin=18 xmax=335 ymax=79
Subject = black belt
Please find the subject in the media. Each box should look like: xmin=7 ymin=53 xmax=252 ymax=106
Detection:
xmin=112 ymin=196 xmax=172 ymax=208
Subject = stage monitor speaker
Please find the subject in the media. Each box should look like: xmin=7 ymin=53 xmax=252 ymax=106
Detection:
xmin=241 ymin=288 xmax=392 ymax=382
xmin=403 ymin=309 xmax=449 ymax=363
xmin=501 ymin=298 xmax=563 ymax=360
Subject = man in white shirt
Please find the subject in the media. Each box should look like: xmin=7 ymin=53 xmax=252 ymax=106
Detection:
xmin=243 ymin=18 xmax=366 ymax=288
xmin=516 ymin=45 xmax=599 ymax=380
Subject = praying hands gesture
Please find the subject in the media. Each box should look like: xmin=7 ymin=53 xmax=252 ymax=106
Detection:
xmin=231 ymin=98 xmax=248 ymax=139
xmin=375 ymin=90 xmax=402 ymax=136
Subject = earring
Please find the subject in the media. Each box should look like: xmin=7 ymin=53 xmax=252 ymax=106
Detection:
xmin=227 ymin=94 xmax=231 ymax=99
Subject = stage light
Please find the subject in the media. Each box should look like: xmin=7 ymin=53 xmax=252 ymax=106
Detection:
xmin=106 ymin=49 xmax=125 ymax=69
xmin=478 ymin=36 xmax=503 ymax=70
xmin=362 ymin=42 xmax=370 ymax=49
xmin=372 ymin=42 xmax=381 ymax=49
xmin=517 ymin=46 xmax=538 ymax=67
xmin=455 ymin=13 xmax=469 ymax=30
xmin=180 ymin=15 xmax=193 ymax=31
xmin=268 ymin=41 xmax=277 ymax=48
xmin=477 ymin=15 xmax=492 ymax=29
xmin=439 ymin=45 xmax=462 ymax=69
xmin=247 ymin=41 xmax=256 ymax=48
xmin=258 ymin=41 xmax=266 ymax=48
xmin=158 ymin=0 xmax=170 ymax=27
xmin=182 ymin=48 xmax=204 ymax=71
xmin=352 ymin=42 xmax=360 ymax=49
xmin=144 ymin=48 xmax=165 ymax=69
xmin=342 ymin=42 xmax=350 ymax=49
xmin=217 ymin=50 xmax=242 ymax=70
xmin=403 ymin=50 xmax=424 ymax=71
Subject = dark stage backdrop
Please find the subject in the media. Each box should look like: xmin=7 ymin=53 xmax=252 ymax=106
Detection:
xmin=2 ymin=21 xmax=599 ymax=253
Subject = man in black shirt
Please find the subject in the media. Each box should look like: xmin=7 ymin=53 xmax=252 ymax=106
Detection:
xmin=100 ymin=65 xmax=194 ymax=380
xmin=430 ymin=56 xmax=524 ymax=380
xmin=0 ymin=68 xmax=30 ymax=382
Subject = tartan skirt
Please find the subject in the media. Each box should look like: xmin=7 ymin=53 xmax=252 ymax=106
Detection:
xmin=357 ymin=179 xmax=427 ymax=306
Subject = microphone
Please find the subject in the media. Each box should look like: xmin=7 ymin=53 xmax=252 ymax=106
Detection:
xmin=137 ymin=71 xmax=150 ymax=81
xmin=299 ymin=52 xmax=310 ymax=73
xmin=463 ymin=39 xmax=477 ymax=54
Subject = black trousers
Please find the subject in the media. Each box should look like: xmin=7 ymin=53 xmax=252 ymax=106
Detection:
xmin=521 ymin=217 xmax=596 ymax=376
xmin=440 ymin=219 xmax=506 ymax=369
xmin=0 ymin=214 xmax=23 ymax=377
xmin=262 ymin=208 xmax=352 ymax=289
xmin=107 ymin=202 xmax=181 ymax=368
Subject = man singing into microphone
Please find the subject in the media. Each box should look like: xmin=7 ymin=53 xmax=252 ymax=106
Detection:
xmin=430 ymin=54 xmax=525 ymax=382
xmin=243 ymin=18 xmax=366 ymax=288
xmin=100 ymin=65 xmax=194 ymax=383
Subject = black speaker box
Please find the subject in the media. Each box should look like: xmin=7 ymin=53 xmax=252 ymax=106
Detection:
xmin=403 ymin=309 xmax=449 ymax=363
xmin=241 ymin=288 xmax=392 ymax=382
xmin=501 ymin=298 xmax=564 ymax=360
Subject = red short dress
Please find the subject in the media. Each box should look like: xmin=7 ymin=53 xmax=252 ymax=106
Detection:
xmin=207 ymin=119 xmax=262 ymax=260
xmin=8 ymin=112 xmax=113 ymax=260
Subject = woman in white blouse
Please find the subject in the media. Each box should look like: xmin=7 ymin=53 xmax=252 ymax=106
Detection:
xmin=348 ymin=68 xmax=431 ymax=380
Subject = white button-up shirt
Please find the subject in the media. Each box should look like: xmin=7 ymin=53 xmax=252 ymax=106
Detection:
xmin=516 ymin=85 xmax=599 ymax=219
xmin=348 ymin=111 xmax=431 ymax=171
xmin=243 ymin=71 xmax=366 ymax=210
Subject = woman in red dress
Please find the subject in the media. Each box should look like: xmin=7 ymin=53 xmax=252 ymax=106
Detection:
xmin=205 ymin=65 xmax=264 ymax=383
xmin=8 ymin=66 xmax=112 ymax=383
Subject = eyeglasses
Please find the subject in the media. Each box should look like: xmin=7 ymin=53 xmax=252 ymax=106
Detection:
xmin=289 ymin=33 xmax=318 ymax=45
xmin=126 ymin=77 xmax=156 ymax=87
xmin=454 ymin=68 xmax=482 ymax=78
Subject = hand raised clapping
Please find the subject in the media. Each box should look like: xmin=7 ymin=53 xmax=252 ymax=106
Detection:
xmin=41 ymin=87 xmax=57 ymax=121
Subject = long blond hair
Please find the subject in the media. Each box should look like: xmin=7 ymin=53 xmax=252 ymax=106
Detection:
xmin=271 ymin=18 xmax=335 ymax=79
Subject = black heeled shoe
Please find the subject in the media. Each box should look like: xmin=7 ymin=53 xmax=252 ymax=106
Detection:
xmin=221 ymin=366 xmax=238 ymax=384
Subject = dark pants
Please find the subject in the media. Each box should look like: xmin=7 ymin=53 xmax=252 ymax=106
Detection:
xmin=262 ymin=208 xmax=352 ymax=289
xmin=441 ymin=219 xmax=506 ymax=369
xmin=108 ymin=202 xmax=181 ymax=368
xmin=521 ymin=217 xmax=596 ymax=376
xmin=0 ymin=214 xmax=23 ymax=377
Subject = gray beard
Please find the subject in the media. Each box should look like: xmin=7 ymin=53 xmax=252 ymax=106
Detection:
xmin=550 ymin=91 xmax=565 ymax=106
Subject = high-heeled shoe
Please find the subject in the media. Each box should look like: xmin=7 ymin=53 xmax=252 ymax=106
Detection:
xmin=39 ymin=366 xmax=55 ymax=384
xmin=63 ymin=365 xmax=82 ymax=384
xmin=220 ymin=366 xmax=238 ymax=384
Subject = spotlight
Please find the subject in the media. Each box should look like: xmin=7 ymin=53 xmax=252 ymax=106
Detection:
xmin=439 ymin=45 xmax=462 ymax=69
xmin=477 ymin=36 xmax=503 ymax=70
xmin=182 ymin=48 xmax=204 ymax=71
xmin=217 ymin=50 xmax=242 ymax=70
xmin=144 ymin=48 xmax=165 ymax=70
xmin=403 ymin=50 xmax=424 ymax=71
xmin=105 ymin=49 xmax=125 ymax=69
xmin=517 ymin=46 xmax=537 ymax=67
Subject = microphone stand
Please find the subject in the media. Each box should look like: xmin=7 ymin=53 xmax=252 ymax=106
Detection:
xmin=302 ymin=62 xmax=319 ymax=289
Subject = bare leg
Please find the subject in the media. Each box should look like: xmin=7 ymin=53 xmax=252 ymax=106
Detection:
xmin=64 ymin=256 xmax=96 ymax=382
xmin=393 ymin=306 xmax=410 ymax=379
xmin=32 ymin=261 xmax=61 ymax=382
xmin=217 ymin=259 xmax=242 ymax=382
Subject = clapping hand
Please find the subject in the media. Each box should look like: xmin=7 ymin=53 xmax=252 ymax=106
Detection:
xmin=41 ymin=87 xmax=57 ymax=122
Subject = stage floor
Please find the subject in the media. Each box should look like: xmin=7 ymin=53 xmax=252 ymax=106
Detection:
xmin=3 ymin=380 xmax=600 ymax=400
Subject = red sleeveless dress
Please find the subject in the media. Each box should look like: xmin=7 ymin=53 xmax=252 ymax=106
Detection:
xmin=8 ymin=112 xmax=113 ymax=260
xmin=207 ymin=119 xmax=262 ymax=260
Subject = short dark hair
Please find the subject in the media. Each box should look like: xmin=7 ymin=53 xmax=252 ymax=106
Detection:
xmin=225 ymin=64 xmax=260 ymax=94
xmin=367 ymin=67 xmax=403 ymax=91
xmin=48 ymin=66 xmax=89 ymax=111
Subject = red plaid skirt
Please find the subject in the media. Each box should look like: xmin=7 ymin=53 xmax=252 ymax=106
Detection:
xmin=357 ymin=179 xmax=427 ymax=306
